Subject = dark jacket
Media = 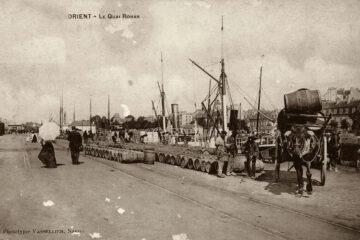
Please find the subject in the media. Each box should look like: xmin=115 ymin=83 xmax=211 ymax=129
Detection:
xmin=68 ymin=130 xmax=83 ymax=151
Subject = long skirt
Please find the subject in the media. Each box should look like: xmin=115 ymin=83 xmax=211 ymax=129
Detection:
xmin=38 ymin=141 xmax=57 ymax=168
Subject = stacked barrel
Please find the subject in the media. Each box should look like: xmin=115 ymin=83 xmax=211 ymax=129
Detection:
xmin=84 ymin=144 xmax=145 ymax=163
xmin=84 ymin=143 xmax=264 ymax=175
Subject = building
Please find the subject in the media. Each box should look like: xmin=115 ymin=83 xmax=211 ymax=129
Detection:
xmin=322 ymin=87 xmax=360 ymax=128
xmin=69 ymin=120 xmax=96 ymax=133
xmin=244 ymin=109 xmax=278 ymax=134
xmin=323 ymin=87 xmax=360 ymax=103
xmin=322 ymin=100 xmax=360 ymax=126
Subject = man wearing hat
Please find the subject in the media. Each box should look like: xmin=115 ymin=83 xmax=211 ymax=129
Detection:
xmin=244 ymin=132 xmax=259 ymax=178
xmin=328 ymin=120 xmax=340 ymax=172
xmin=215 ymin=130 xmax=228 ymax=178
xmin=68 ymin=126 xmax=83 ymax=165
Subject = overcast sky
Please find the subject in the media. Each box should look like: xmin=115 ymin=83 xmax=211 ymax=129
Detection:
xmin=1 ymin=0 xmax=359 ymax=123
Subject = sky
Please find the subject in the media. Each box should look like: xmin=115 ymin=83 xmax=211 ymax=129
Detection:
xmin=0 ymin=0 xmax=359 ymax=123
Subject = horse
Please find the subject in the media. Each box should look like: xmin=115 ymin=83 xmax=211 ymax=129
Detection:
xmin=275 ymin=109 xmax=325 ymax=195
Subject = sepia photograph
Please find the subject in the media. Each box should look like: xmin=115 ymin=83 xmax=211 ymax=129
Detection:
xmin=0 ymin=0 xmax=360 ymax=239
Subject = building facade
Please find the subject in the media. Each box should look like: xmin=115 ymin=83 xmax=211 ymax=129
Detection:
xmin=322 ymin=87 xmax=360 ymax=128
xmin=244 ymin=109 xmax=278 ymax=134
xmin=322 ymin=100 xmax=360 ymax=126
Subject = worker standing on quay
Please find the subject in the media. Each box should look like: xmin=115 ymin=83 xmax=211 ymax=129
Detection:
xmin=215 ymin=131 xmax=228 ymax=178
xmin=225 ymin=132 xmax=237 ymax=176
xmin=68 ymin=126 xmax=83 ymax=165
xmin=328 ymin=121 xmax=340 ymax=172
xmin=244 ymin=133 xmax=259 ymax=178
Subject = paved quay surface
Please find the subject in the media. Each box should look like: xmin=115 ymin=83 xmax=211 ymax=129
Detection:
xmin=0 ymin=135 xmax=359 ymax=240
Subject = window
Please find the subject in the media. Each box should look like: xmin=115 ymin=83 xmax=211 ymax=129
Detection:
xmin=345 ymin=108 xmax=349 ymax=114
xmin=353 ymin=107 xmax=356 ymax=113
xmin=339 ymin=108 xmax=343 ymax=114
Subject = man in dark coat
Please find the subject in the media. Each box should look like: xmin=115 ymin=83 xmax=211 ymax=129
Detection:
xmin=328 ymin=121 xmax=340 ymax=172
xmin=244 ymin=134 xmax=259 ymax=178
xmin=68 ymin=126 xmax=83 ymax=165
xmin=83 ymin=131 xmax=88 ymax=144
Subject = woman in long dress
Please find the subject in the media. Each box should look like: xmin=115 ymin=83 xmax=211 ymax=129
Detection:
xmin=38 ymin=139 xmax=57 ymax=168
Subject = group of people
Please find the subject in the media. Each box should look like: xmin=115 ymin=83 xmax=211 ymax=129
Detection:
xmin=215 ymin=130 xmax=259 ymax=178
xmin=38 ymin=126 xmax=83 ymax=168
xmin=82 ymin=130 xmax=94 ymax=144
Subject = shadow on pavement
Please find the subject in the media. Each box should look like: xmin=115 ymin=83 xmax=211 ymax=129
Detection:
xmin=257 ymin=170 xmax=323 ymax=195
xmin=257 ymin=170 xmax=298 ymax=195
xmin=41 ymin=163 xmax=65 ymax=168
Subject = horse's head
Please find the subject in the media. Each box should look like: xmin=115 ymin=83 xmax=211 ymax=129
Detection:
xmin=285 ymin=125 xmax=310 ymax=158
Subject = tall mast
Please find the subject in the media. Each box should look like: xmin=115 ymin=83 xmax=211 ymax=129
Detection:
xmin=60 ymin=89 xmax=63 ymax=130
xmin=206 ymin=78 xmax=212 ymax=133
xmin=89 ymin=97 xmax=92 ymax=131
xmin=59 ymin=96 xmax=62 ymax=127
xmin=160 ymin=52 xmax=166 ymax=132
xmin=220 ymin=16 xmax=228 ymax=132
xmin=256 ymin=66 xmax=262 ymax=133
xmin=108 ymin=94 xmax=110 ymax=130
xmin=73 ymin=104 xmax=75 ymax=122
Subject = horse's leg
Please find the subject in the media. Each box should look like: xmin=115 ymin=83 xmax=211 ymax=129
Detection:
xmin=251 ymin=156 xmax=256 ymax=178
xmin=305 ymin=162 xmax=313 ymax=193
xmin=294 ymin=159 xmax=304 ymax=194
xmin=275 ymin=158 xmax=280 ymax=182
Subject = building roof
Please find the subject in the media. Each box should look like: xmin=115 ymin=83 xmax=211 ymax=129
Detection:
xmin=322 ymin=100 xmax=360 ymax=109
xmin=70 ymin=120 xmax=91 ymax=126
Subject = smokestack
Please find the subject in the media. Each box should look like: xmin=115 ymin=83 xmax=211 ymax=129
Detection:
xmin=171 ymin=104 xmax=179 ymax=130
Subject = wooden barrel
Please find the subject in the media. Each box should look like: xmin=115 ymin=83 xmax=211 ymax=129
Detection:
xmin=205 ymin=161 xmax=212 ymax=173
xmin=115 ymin=152 xmax=121 ymax=162
xmin=144 ymin=149 xmax=155 ymax=164
xmin=121 ymin=150 xmax=138 ymax=163
xmin=284 ymin=89 xmax=321 ymax=113
xmin=255 ymin=159 xmax=265 ymax=172
xmin=165 ymin=154 xmax=171 ymax=164
xmin=200 ymin=160 xmax=206 ymax=172
xmin=158 ymin=153 xmax=165 ymax=163
xmin=194 ymin=159 xmax=201 ymax=171
xmin=175 ymin=155 xmax=181 ymax=166
xmin=170 ymin=155 xmax=176 ymax=165
xmin=187 ymin=158 xmax=194 ymax=169
xmin=136 ymin=151 xmax=145 ymax=161
xmin=233 ymin=155 xmax=246 ymax=173
xmin=180 ymin=156 xmax=189 ymax=168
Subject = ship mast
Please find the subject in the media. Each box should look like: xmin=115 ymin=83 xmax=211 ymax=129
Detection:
xmin=189 ymin=16 xmax=230 ymax=136
xmin=108 ymin=94 xmax=110 ymax=130
xmin=89 ymin=96 xmax=92 ymax=131
xmin=256 ymin=66 xmax=262 ymax=133
xmin=160 ymin=52 xmax=166 ymax=132
xmin=60 ymin=89 xmax=63 ymax=131
xmin=73 ymin=104 xmax=75 ymax=122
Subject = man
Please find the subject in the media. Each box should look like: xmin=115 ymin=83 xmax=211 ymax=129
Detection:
xmin=244 ymin=133 xmax=259 ymax=178
xmin=68 ymin=126 xmax=83 ymax=165
xmin=225 ymin=132 xmax=237 ymax=176
xmin=83 ymin=131 xmax=88 ymax=144
xmin=328 ymin=121 xmax=340 ymax=172
xmin=112 ymin=131 xmax=117 ymax=144
xmin=215 ymin=131 xmax=228 ymax=178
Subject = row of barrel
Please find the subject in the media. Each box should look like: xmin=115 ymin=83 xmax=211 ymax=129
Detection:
xmin=84 ymin=144 xmax=265 ymax=174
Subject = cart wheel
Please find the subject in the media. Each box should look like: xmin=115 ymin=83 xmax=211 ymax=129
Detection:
xmin=320 ymin=161 xmax=326 ymax=186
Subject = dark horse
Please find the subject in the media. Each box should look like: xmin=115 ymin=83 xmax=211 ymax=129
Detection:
xmin=275 ymin=109 xmax=327 ymax=195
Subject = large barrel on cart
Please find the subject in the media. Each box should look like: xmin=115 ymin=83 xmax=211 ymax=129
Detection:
xmin=284 ymin=89 xmax=321 ymax=114
xmin=276 ymin=89 xmax=331 ymax=186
